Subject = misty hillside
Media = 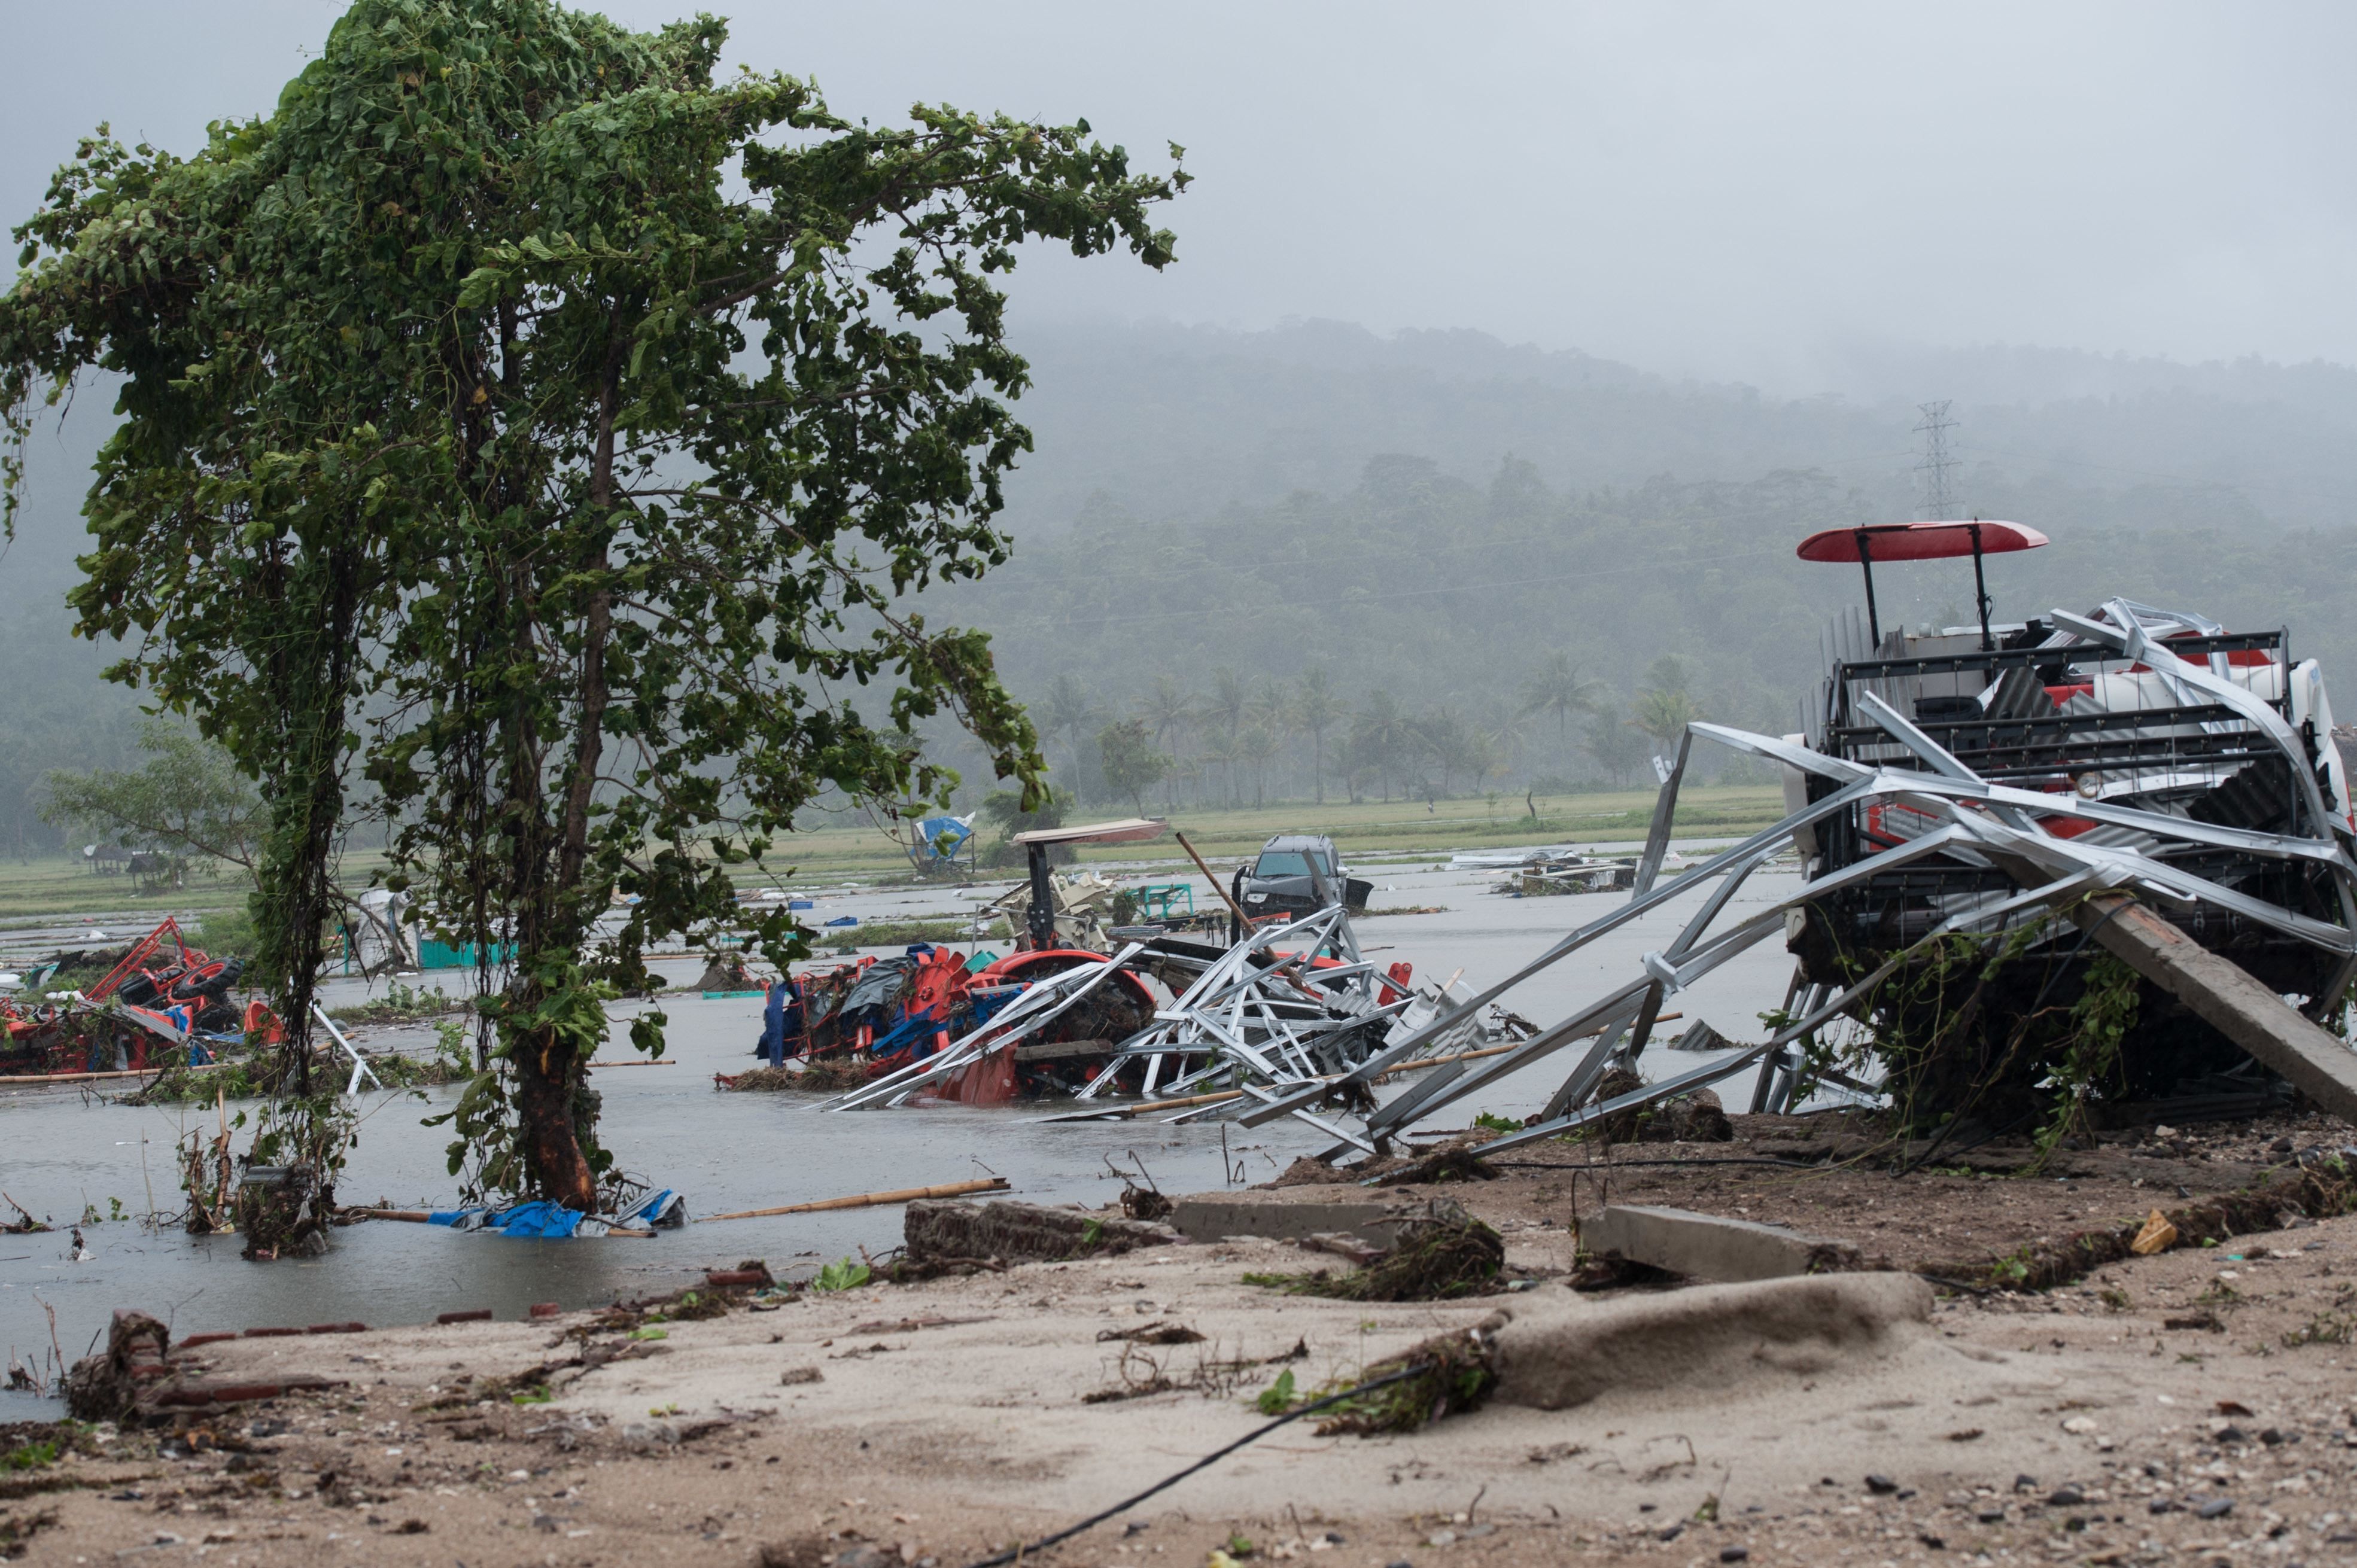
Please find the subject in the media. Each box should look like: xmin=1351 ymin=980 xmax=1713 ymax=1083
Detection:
xmin=992 ymin=319 xmax=2355 ymax=534
xmin=7 ymin=319 xmax=2357 ymax=848
xmin=932 ymin=454 xmax=2357 ymax=810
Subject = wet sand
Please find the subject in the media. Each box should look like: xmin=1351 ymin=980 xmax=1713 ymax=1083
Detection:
xmin=14 ymin=1104 xmax=2357 ymax=1567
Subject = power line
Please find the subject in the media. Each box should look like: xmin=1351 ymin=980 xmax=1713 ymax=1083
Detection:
xmin=1914 ymin=399 xmax=1957 ymax=520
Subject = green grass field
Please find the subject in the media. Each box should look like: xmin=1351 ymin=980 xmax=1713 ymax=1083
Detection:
xmin=0 ymin=785 xmax=1784 ymax=921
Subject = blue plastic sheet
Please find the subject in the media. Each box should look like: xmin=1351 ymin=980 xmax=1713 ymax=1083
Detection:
xmin=488 ymin=1201 xmax=586 ymax=1238
xmin=424 ymin=1201 xmax=588 ymax=1238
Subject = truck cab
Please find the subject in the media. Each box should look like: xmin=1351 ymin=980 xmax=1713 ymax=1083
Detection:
xmin=1231 ymin=834 xmax=1370 ymax=936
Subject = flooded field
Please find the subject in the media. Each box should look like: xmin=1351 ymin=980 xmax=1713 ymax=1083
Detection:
xmin=0 ymin=849 xmax=1796 ymax=1417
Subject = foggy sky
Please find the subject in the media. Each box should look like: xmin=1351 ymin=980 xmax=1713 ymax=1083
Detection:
xmin=7 ymin=1 xmax=2356 ymax=392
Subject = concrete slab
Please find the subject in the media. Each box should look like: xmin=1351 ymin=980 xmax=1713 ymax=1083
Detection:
xmin=1167 ymin=1192 xmax=1425 ymax=1247
xmin=1583 ymin=1202 xmax=1858 ymax=1282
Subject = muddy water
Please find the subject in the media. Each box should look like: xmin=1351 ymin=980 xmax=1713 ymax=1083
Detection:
xmin=0 ymin=851 xmax=1804 ymax=1417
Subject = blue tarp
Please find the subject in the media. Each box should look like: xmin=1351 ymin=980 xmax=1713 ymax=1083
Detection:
xmin=910 ymin=815 xmax=974 ymax=866
xmin=612 ymin=1188 xmax=685 ymax=1228
xmin=425 ymin=1201 xmax=587 ymax=1238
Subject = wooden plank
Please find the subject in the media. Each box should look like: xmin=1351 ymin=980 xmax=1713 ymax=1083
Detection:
xmin=2072 ymin=893 xmax=2357 ymax=1125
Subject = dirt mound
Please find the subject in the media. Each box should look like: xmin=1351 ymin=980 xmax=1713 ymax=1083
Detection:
xmin=1493 ymin=1272 xmax=1934 ymax=1409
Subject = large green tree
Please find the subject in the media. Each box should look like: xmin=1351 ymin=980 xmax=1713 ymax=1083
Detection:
xmin=2 ymin=0 xmax=1185 ymax=1211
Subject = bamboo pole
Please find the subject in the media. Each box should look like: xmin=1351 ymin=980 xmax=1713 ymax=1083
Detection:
xmin=700 ymin=1175 xmax=1010 ymax=1223
xmin=0 ymin=1064 xmax=218 ymax=1087
xmin=1173 ymin=831 xmax=1252 ymax=929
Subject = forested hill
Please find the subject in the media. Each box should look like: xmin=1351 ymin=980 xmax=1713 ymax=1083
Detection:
xmin=9 ymin=317 xmax=2357 ymax=847
xmin=933 ymin=454 xmax=2357 ymax=809
xmin=901 ymin=318 xmax=2357 ymax=809
xmin=990 ymin=318 xmax=2354 ymax=536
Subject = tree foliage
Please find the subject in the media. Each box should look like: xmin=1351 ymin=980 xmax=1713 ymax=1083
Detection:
xmin=40 ymin=720 xmax=263 ymax=873
xmin=1094 ymin=718 xmax=1168 ymax=815
xmin=1 ymin=0 xmax=1185 ymax=1210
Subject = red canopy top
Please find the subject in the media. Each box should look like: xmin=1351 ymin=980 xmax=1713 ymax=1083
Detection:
xmin=1796 ymin=519 xmax=2048 ymax=564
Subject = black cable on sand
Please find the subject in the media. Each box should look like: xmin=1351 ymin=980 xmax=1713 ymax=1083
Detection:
xmin=959 ymin=1363 xmax=1431 ymax=1568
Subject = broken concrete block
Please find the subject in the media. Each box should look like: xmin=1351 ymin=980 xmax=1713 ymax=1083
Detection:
xmin=1584 ymin=1203 xmax=1859 ymax=1282
xmin=903 ymin=1199 xmax=1178 ymax=1265
xmin=1167 ymin=1192 xmax=1426 ymax=1248
xmin=1493 ymin=1272 xmax=1933 ymax=1409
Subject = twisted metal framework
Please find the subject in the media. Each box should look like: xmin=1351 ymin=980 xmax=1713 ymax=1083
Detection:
xmin=1212 ymin=599 xmax=2357 ymax=1152
xmin=825 ymin=598 xmax=2357 ymax=1161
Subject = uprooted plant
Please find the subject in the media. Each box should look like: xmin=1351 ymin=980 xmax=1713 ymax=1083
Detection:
xmin=1243 ymin=1204 xmax=1506 ymax=1302
xmin=1251 ymin=1319 xmax=1503 ymax=1436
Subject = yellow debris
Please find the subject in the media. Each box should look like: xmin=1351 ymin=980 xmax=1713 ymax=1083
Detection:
xmin=2130 ymin=1208 xmax=2178 ymax=1255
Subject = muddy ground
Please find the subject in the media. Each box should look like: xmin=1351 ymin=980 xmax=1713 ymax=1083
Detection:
xmin=9 ymin=1107 xmax=2357 ymax=1567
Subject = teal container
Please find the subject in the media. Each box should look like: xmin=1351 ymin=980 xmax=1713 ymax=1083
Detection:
xmin=415 ymin=939 xmax=517 ymax=970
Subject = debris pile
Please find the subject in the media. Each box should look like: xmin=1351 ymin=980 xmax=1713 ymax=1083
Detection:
xmin=1453 ymin=845 xmax=1641 ymax=897
xmin=1203 ymin=541 xmax=2357 ymax=1167
xmin=808 ymin=904 xmax=1523 ymax=1138
xmin=1 ymin=918 xmax=273 ymax=1078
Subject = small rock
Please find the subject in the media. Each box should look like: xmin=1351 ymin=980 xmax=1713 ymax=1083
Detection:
xmin=1423 ymin=1530 xmax=1456 ymax=1548
xmin=1917 ymin=1535 xmax=1945 ymax=1551
xmin=2195 ymin=1497 xmax=2235 ymax=1520
xmin=2046 ymin=1487 xmax=2085 ymax=1507
xmin=2148 ymin=1499 xmax=2177 ymax=1514
xmin=1719 ymin=1550 xmax=1749 ymax=1564
xmin=780 ymin=1366 xmax=823 ymax=1386
xmin=1657 ymin=1524 xmax=1684 ymax=1542
xmin=834 ymin=1546 xmax=893 ymax=1568
xmin=1976 ymin=1509 xmax=2005 ymax=1524
xmin=1864 ymin=1474 xmax=1899 ymax=1495
xmin=2259 ymin=1428 xmax=2286 ymax=1446
xmin=2060 ymin=1415 xmax=2099 ymax=1435
xmin=2012 ymin=1473 xmax=2037 ymax=1492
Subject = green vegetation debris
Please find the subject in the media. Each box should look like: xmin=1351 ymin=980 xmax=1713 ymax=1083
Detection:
xmin=813 ymin=1258 xmax=872 ymax=1293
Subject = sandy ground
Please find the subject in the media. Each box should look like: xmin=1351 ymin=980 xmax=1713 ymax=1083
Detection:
xmin=11 ymin=1114 xmax=2357 ymax=1567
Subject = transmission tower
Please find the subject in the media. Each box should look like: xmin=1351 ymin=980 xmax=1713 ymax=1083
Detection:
xmin=1914 ymin=399 xmax=1957 ymax=520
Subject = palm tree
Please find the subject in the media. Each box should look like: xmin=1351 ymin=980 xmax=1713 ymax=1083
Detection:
xmin=1140 ymin=675 xmax=1196 ymax=751
xmin=1197 ymin=732 xmax=1239 ymax=808
xmin=1412 ymin=706 xmax=1471 ymax=797
xmin=1630 ymin=687 xmax=1703 ymax=763
xmin=1207 ymin=667 xmax=1248 ymax=745
xmin=1353 ymin=690 xmax=1412 ymax=803
xmin=1292 ymin=666 xmax=1346 ymax=805
xmin=1586 ymin=704 xmax=1647 ymax=788
xmin=1239 ymin=723 xmax=1280 ymax=808
xmin=1139 ymin=675 xmax=1197 ymax=811
xmin=1519 ymin=651 xmax=1607 ymax=740
xmin=1040 ymin=674 xmax=1099 ymax=782
xmin=1472 ymin=703 xmax=1523 ymax=792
